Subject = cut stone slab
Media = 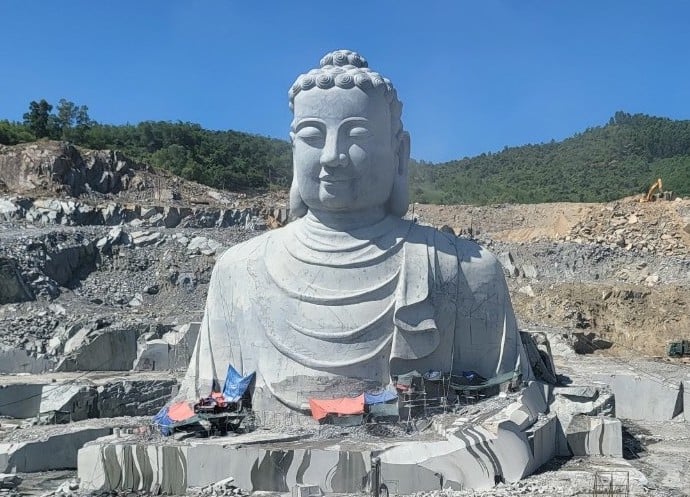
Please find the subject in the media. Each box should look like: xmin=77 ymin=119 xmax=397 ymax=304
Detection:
xmin=550 ymin=385 xmax=614 ymax=456
xmin=595 ymin=373 xmax=683 ymax=421
xmin=57 ymin=328 xmax=138 ymax=371
xmin=0 ymin=373 xmax=176 ymax=420
xmin=132 ymin=339 xmax=170 ymax=371
xmin=526 ymin=413 xmax=557 ymax=471
xmin=0 ymin=384 xmax=43 ymax=418
xmin=162 ymin=322 xmax=201 ymax=370
xmin=0 ymin=348 xmax=55 ymax=374
xmin=38 ymin=383 xmax=98 ymax=421
xmin=1 ymin=427 xmax=111 ymax=472
xmin=565 ymin=415 xmax=622 ymax=457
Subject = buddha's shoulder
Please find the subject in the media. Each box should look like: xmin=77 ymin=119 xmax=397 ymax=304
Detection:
xmin=405 ymin=220 xmax=503 ymax=275
xmin=214 ymin=230 xmax=274 ymax=270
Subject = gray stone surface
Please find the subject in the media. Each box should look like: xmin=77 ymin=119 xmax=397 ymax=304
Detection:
xmin=57 ymin=328 xmax=138 ymax=371
xmin=96 ymin=379 xmax=177 ymax=417
xmin=596 ymin=373 xmax=683 ymax=421
xmin=179 ymin=49 xmax=532 ymax=414
xmin=565 ymin=415 xmax=622 ymax=457
xmin=550 ymin=384 xmax=615 ymax=456
xmin=1 ymin=427 xmax=111 ymax=472
xmin=78 ymin=385 xmax=557 ymax=493
xmin=0 ymin=258 xmax=33 ymax=304
xmin=0 ymin=348 xmax=54 ymax=374
xmin=0 ymin=384 xmax=43 ymax=418
xmin=0 ymin=376 xmax=175 ymax=420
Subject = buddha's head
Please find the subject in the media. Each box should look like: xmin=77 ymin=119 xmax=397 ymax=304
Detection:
xmin=288 ymin=50 xmax=410 ymax=219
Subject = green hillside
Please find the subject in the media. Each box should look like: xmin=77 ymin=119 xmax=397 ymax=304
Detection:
xmin=3 ymin=101 xmax=689 ymax=204
xmin=1 ymin=99 xmax=292 ymax=191
xmin=409 ymin=111 xmax=690 ymax=204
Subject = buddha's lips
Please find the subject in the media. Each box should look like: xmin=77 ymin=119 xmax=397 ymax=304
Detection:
xmin=319 ymin=174 xmax=358 ymax=183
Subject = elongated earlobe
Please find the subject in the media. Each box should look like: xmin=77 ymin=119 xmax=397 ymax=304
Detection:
xmin=289 ymin=180 xmax=308 ymax=219
xmin=387 ymin=131 xmax=410 ymax=217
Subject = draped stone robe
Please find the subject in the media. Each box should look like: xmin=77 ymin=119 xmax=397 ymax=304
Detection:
xmin=179 ymin=214 xmax=529 ymax=413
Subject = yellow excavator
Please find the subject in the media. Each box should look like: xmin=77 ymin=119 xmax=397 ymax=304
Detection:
xmin=640 ymin=178 xmax=663 ymax=202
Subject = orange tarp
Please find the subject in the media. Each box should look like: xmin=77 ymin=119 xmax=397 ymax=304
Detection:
xmin=168 ymin=401 xmax=195 ymax=422
xmin=308 ymin=394 xmax=365 ymax=421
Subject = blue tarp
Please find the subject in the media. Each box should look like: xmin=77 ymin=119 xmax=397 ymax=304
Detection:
xmin=153 ymin=406 xmax=174 ymax=436
xmin=222 ymin=365 xmax=255 ymax=402
xmin=364 ymin=389 xmax=398 ymax=405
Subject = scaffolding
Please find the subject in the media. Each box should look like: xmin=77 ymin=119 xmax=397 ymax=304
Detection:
xmin=592 ymin=471 xmax=629 ymax=497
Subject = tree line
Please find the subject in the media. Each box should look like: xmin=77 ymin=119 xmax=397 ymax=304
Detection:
xmin=2 ymin=102 xmax=689 ymax=203
xmin=0 ymin=99 xmax=292 ymax=191
xmin=409 ymin=111 xmax=690 ymax=204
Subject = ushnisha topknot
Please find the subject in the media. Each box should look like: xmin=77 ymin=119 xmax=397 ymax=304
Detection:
xmin=288 ymin=49 xmax=403 ymax=140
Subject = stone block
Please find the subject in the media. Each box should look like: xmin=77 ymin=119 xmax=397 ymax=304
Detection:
xmin=550 ymin=385 xmax=614 ymax=456
xmin=596 ymin=374 xmax=683 ymax=421
xmin=565 ymin=415 xmax=622 ymax=457
xmin=526 ymin=413 xmax=557 ymax=471
xmin=132 ymin=339 xmax=170 ymax=371
xmin=0 ymin=384 xmax=43 ymax=418
xmin=0 ymin=348 xmax=54 ymax=374
xmin=39 ymin=383 xmax=98 ymax=421
xmin=57 ymin=328 xmax=138 ymax=371
xmin=1 ymin=427 xmax=111 ymax=472
xmin=96 ymin=379 xmax=176 ymax=417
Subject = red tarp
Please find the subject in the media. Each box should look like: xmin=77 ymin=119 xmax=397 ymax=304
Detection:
xmin=308 ymin=394 xmax=365 ymax=421
xmin=167 ymin=401 xmax=195 ymax=422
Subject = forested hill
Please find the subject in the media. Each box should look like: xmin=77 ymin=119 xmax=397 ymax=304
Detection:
xmin=2 ymin=101 xmax=689 ymax=204
xmin=0 ymin=99 xmax=292 ymax=191
xmin=409 ymin=111 xmax=690 ymax=204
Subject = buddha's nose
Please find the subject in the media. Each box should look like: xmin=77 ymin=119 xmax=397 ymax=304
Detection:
xmin=320 ymin=136 xmax=348 ymax=168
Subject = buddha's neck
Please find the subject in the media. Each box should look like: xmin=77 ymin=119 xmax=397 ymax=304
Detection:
xmin=305 ymin=207 xmax=388 ymax=232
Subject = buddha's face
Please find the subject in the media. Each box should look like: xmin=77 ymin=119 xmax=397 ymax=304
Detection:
xmin=291 ymin=86 xmax=397 ymax=213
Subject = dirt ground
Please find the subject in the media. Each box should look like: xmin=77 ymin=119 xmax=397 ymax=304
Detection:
xmin=413 ymin=196 xmax=690 ymax=359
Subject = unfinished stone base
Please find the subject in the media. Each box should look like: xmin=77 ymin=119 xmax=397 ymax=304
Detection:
xmin=79 ymin=382 xmax=561 ymax=494
xmin=79 ymin=416 xmax=557 ymax=495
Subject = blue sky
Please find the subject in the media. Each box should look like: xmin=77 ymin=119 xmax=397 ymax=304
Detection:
xmin=1 ymin=1 xmax=689 ymax=163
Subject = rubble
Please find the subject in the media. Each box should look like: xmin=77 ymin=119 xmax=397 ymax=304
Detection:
xmin=0 ymin=141 xmax=689 ymax=494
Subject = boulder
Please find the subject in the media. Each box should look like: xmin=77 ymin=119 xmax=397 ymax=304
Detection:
xmin=0 ymin=257 xmax=34 ymax=304
xmin=565 ymin=415 xmax=622 ymax=457
xmin=595 ymin=373 xmax=683 ymax=421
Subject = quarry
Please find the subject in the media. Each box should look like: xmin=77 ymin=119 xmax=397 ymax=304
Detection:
xmin=1 ymin=142 xmax=689 ymax=497
xmin=2 ymin=50 xmax=690 ymax=497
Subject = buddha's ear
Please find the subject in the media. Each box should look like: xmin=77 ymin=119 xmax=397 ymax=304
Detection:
xmin=289 ymin=145 xmax=308 ymax=219
xmin=387 ymin=131 xmax=410 ymax=217
xmin=398 ymin=131 xmax=410 ymax=176
xmin=289 ymin=180 xmax=308 ymax=219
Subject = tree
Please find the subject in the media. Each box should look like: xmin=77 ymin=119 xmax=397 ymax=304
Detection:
xmin=54 ymin=99 xmax=92 ymax=141
xmin=0 ymin=120 xmax=35 ymax=145
xmin=55 ymin=99 xmax=78 ymax=138
xmin=23 ymin=99 xmax=53 ymax=138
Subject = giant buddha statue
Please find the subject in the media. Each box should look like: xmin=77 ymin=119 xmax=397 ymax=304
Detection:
xmin=180 ymin=50 xmax=530 ymax=414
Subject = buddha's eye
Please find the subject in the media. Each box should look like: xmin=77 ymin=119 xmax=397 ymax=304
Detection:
xmin=296 ymin=126 xmax=324 ymax=146
xmin=349 ymin=127 xmax=372 ymax=139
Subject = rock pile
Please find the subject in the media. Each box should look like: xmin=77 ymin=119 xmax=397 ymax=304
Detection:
xmin=0 ymin=195 xmax=266 ymax=229
xmin=191 ymin=477 xmax=249 ymax=497
xmin=566 ymin=201 xmax=689 ymax=256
